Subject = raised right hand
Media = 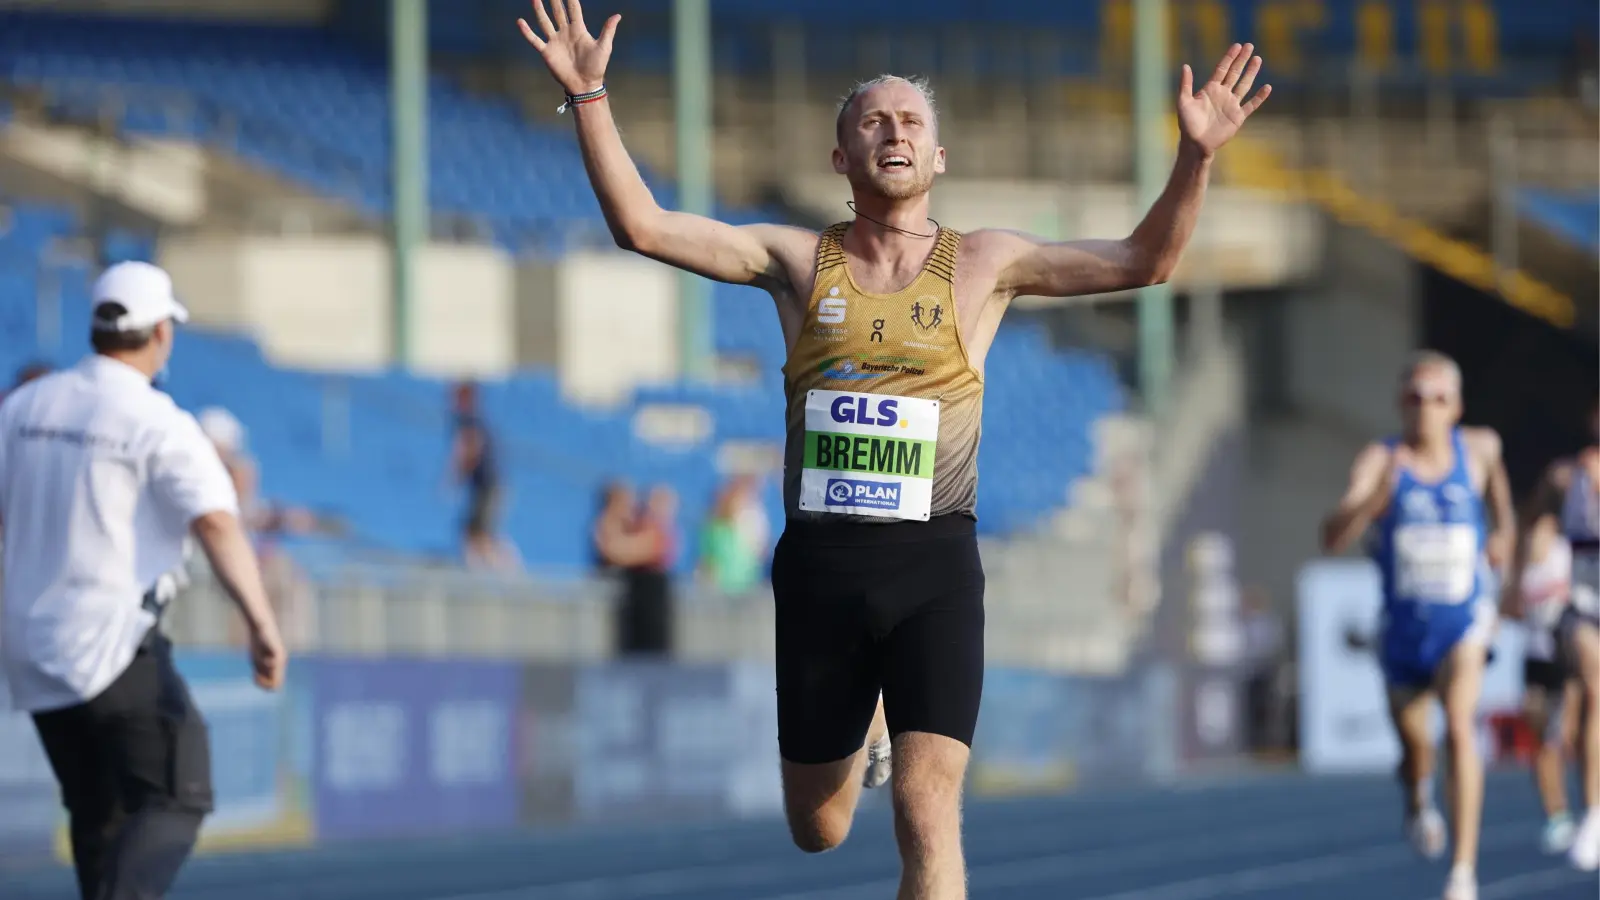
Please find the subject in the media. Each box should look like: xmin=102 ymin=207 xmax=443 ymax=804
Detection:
xmin=518 ymin=0 xmax=619 ymax=97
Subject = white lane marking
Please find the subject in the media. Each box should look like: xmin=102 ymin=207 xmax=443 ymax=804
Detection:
xmin=1424 ymin=866 xmax=1598 ymax=900
xmin=743 ymin=809 xmax=1464 ymax=900
xmin=1069 ymin=822 xmax=1533 ymax=900
xmin=755 ymin=820 xmax=1545 ymax=900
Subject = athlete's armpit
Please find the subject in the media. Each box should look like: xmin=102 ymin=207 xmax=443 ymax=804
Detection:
xmin=972 ymin=230 xmax=1164 ymax=302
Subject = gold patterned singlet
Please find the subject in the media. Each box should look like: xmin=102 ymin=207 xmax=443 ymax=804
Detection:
xmin=782 ymin=222 xmax=985 ymax=524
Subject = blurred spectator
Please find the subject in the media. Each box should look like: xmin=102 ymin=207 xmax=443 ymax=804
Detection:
xmin=1 ymin=361 xmax=52 ymax=405
xmin=698 ymin=475 xmax=769 ymax=597
xmin=448 ymin=381 xmax=514 ymax=570
xmin=593 ymin=482 xmax=677 ymax=657
xmin=198 ymin=406 xmax=318 ymax=648
xmin=13 ymin=361 xmax=51 ymax=389
xmin=592 ymin=481 xmax=638 ymax=574
xmin=1239 ymin=585 xmax=1290 ymax=756
xmin=199 ymin=407 xmax=319 ymax=538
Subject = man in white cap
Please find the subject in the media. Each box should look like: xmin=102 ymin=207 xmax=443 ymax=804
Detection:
xmin=0 ymin=261 xmax=286 ymax=900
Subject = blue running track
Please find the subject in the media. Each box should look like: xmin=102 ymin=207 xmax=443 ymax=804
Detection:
xmin=2 ymin=770 xmax=1593 ymax=899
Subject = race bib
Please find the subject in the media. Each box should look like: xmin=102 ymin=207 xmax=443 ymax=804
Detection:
xmin=798 ymin=390 xmax=938 ymax=521
xmin=1393 ymin=523 xmax=1478 ymax=604
xmin=1573 ymin=551 xmax=1599 ymax=616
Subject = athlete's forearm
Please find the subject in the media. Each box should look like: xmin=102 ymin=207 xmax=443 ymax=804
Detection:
xmin=570 ymin=97 xmax=664 ymax=248
xmin=1321 ymin=495 xmax=1384 ymax=554
xmin=1124 ymin=139 xmax=1213 ymax=284
xmin=1320 ymin=511 xmax=1367 ymax=554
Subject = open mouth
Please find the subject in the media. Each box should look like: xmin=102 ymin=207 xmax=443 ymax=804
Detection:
xmin=877 ymin=155 xmax=911 ymax=170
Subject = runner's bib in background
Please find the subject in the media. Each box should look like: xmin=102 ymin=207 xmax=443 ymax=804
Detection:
xmin=798 ymin=390 xmax=938 ymax=520
xmin=1393 ymin=524 xmax=1478 ymax=603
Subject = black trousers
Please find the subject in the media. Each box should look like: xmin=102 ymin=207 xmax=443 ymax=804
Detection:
xmin=616 ymin=568 xmax=673 ymax=657
xmin=31 ymin=630 xmax=213 ymax=900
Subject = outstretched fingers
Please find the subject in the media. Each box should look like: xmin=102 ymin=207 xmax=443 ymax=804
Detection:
xmin=1241 ymin=83 xmax=1273 ymax=116
xmin=1233 ymin=54 xmax=1262 ymax=98
xmin=1223 ymin=43 xmax=1254 ymax=90
xmin=597 ymin=13 xmax=621 ymax=55
xmin=517 ymin=17 xmax=545 ymax=49
xmin=550 ymin=0 xmax=568 ymax=29
xmin=1179 ymin=63 xmax=1194 ymax=98
xmin=529 ymin=0 xmax=556 ymax=39
xmin=1209 ymin=44 xmax=1241 ymax=87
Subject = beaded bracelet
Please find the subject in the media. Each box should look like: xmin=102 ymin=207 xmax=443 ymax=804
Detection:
xmin=558 ymin=85 xmax=608 ymax=114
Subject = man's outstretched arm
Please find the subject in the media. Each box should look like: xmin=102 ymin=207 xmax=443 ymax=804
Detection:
xmin=519 ymin=0 xmax=802 ymax=290
xmin=987 ymin=44 xmax=1271 ymax=300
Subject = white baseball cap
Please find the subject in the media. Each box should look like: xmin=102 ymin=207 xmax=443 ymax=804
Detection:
xmin=90 ymin=261 xmax=190 ymax=332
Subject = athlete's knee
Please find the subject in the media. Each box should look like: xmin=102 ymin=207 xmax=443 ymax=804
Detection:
xmin=787 ymin=808 xmax=851 ymax=854
xmin=780 ymin=758 xmax=859 ymax=854
xmin=1443 ymin=709 xmax=1477 ymax=751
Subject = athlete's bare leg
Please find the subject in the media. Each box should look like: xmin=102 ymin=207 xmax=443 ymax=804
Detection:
xmin=781 ymin=695 xmax=887 ymax=852
xmin=1526 ymin=684 xmax=1576 ymax=820
xmin=1437 ymin=639 xmax=1489 ymax=872
xmin=891 ymin=731 xmax=969 ymax=900
xmin=1566 ymin=621 xmax=1600 ymax=869
xmin=1573 ymin=625 xmax=1600 ymax=813
xmin=1388 ymin=684 xmax=1438 ymax=817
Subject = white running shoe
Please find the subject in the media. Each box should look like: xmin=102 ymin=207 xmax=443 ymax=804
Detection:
xmin=1541 ymin=813 xmax=1576 ymax=855
xmin=862 ymin=735 xmax=892 ymax=789
xmin=1442 ymin=865 xmax=1476 ymax=900
xmin=1569 ymin=809 xmax=1600 ymax=871
xmin=1408 ymin=807 xmax=1448 ymax=861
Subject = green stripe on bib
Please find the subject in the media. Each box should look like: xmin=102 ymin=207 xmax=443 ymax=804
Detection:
xmin=803 ymin=431 xmax=935 ymax=479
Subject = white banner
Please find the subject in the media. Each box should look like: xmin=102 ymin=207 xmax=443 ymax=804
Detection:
xmin=1296 ymin=559 xmax=1526 ymax=775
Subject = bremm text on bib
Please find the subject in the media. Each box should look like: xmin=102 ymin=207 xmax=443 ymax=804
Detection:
xmin=798 ymin=389 xmax=938 ymax=520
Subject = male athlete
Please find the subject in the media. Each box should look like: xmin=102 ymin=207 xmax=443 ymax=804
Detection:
xmin=1321 ymin=352 xmax=1514 ymax=900
xmin=519 ymin=2 xmax=1270 ymax=895
xmin=1501 ymin=508 xmax=1578 ymax=855
xmin=1510 ymin=399 xmax=1600 ymax=870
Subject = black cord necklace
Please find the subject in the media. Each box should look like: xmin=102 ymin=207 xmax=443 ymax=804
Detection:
xmin=846 ymin=201 xmax=940 ymax=239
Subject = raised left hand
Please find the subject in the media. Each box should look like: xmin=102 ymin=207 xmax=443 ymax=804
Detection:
xmin=1178 ymin=43 xmax=1271 ymax=156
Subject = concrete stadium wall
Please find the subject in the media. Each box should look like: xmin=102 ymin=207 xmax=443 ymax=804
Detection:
xmin=0 ymin=124 xmax=208 ymax=226
xmin=160 ymin=234 xmax=516 ymax=377
xmin=1281 ymin=221 xmax=1420 ymax=436
xmin=553 ymin=251 xmax=679 ymax=407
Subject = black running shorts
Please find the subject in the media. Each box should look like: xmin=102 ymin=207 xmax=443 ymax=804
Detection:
xmin=771 ymin=513 xmax=985 ymax=765
xmin=1523 ymin=657 xmax=1568 ymax=693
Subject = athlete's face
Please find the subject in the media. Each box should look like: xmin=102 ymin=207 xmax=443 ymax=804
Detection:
xmin=833 ymin=82 xmax=945 ymax=201
xmin=1399 ymin=365 xmax=1461 ymax=439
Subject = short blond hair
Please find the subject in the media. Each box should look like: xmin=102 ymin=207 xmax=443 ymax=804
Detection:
xmin=835 ymin=75 xmax=939 ymax=146
xmin=1402 ymin=350 xmax=1462 ymax=393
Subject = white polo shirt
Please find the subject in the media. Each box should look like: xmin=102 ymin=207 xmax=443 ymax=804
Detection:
xmin=0 ymin=355 xmax=238 ymax=712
